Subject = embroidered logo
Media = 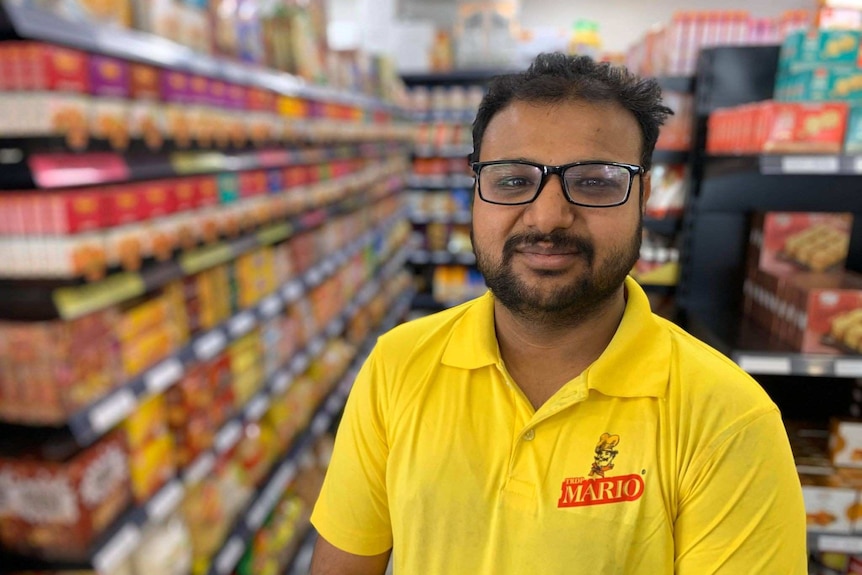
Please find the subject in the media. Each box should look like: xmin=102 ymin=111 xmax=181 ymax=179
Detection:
xmin=557 ymin=433 xmax=645 ymax=508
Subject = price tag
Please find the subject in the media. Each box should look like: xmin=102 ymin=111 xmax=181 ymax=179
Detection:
xmin=229 ymin=311 xmax=256 ymax=338
xmin=281 ymin=281 xmax=304 ymax=303
xmin=326 ymin=395 xmax=342 ymax=414
xmin=327 ymin=318 xmax=345 ymax=338
xmin=246 ymin=497 xmax=269 ymax=532
xmin=272 ymin=462 xmax=298 ymax=494
xmin=292 ymin=353 xmax=310 ymax=375
xmin=194 ymin=330 xmax=227 ymax=361
xmin=245 ymin=395 xmax=270 ymax=422
xmin=307 ymin=267 xmax=324 ymax=286
xmin=89 ymin=390 xmax=137 ymax=434
xmin=215 ymin=421 xmax=243 ymax=454
xmin=780 ymin=155 xmax=840 ymax=174
xmin=93 ymin=523 xmax=142 ymax=574
xmin=853 ymin=156 xmax=862 ymax=174
xmin=214 ymin=537 xmax=246 ymax=575
xmin=817 ymin=534 xmax=862 ymax=554
xmin=146 ymin=481 xmax=184 ymax=523
xmin=311 ymin=413 xmax=331 ymax=436
xmin=144 ymin=358 xmax=184 ymax=394
xmin=736 ymin=355 xmax=791 ymax=375
xmin=185 ymin=452 xmax=216 ymax=485
xmin=272 ymin=371 xmax=292 ymax=395
xmin=836 ymin=359 xmax=862 ymax=378
xmin=259 ymin=295 xmax=283 ymax=319
xmin=309 ymin=337 xmax=325 ymax=358
xmin=323 ymin=259 xmax=337 ymax=276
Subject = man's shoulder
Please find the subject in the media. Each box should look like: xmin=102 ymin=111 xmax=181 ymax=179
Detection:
xmin=657 ymin=315 xmax=777 ymax=409
xmin=377 ymin=294 xmax=486 ymax=353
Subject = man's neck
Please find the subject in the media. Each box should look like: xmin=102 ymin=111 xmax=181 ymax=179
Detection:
xmin=493 ymin=288 xmax=627 ymax=409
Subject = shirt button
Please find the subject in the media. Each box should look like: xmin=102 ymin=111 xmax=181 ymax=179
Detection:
xmin=523 ymin=429 xmax=535 ymax=441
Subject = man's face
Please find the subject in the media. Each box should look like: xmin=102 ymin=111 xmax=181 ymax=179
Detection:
xmin=471 ymin=99 xmax=650 ymax=323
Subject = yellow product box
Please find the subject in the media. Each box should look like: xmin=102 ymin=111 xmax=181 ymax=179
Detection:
xmin=119 ymin=296 xmax=170 ymax=343
xmin=121 ymin=324 xmax=176 ymax=377
xmin=128 ymin=434 xmax=176 ymax=504
xmin=124 ymin=394 xmax=170 ymax=450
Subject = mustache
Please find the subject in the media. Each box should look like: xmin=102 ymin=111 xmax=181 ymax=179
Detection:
xmin=502 ymin=230 xmax=594 ymax=262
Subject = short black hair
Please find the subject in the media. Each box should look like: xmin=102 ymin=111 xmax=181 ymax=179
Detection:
xmin=471 ymin=53 xmax=673 ymax=172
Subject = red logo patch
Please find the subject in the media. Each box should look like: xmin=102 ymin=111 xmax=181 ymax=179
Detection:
xmin=557 ymin=474 xmax=645 ymax=508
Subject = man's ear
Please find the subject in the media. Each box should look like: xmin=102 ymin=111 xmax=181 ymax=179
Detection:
xmin=640 ymin=171 xmax=651 ymax=216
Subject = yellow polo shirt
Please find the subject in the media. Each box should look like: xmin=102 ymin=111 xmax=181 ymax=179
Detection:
xmin=311 ymin=276 xmax=807 ymax=574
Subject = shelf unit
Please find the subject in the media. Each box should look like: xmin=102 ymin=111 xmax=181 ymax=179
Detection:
xmin=666 ymin=45 xmax=862 ymax=560
xmin=0 ymin=2 xmax=415 ymax=573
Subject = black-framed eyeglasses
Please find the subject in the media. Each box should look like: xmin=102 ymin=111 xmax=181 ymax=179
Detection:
xmin=470 ymin=160 xmax=644 ymax=207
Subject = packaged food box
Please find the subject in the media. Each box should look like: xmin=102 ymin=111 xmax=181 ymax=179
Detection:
xmin=748 ymin=212 xmax=853 ymax=276
xmin=831 ymin=419 xmax=862 ymax=469
xmin=0 ymin=432 xmax=131 ymax=561
xmin=16 ymin=42 xmax=90 ymax=92
xmin=88 ymin=55 xmax=129 ymax=99
xmin=0 ymin=310 xmax=121 ymax=424
xmin=779 ymin=29 xmax=862 ymax=73
xmin=785 ymin=271 xmax=862 ymax=353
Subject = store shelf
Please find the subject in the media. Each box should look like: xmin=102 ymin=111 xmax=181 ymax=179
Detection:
xmin=0 ymin=142 xmax=405 ymax=190
xmin=0 ymin=178 xmax=403 ymax=321
xmin=686 ymin=310 xmax=862 ymax=378
xmin=696 ymin=155 xmax=862 ymax=213
xmin=284 ymin=527 xmax=318 ymax=575
xmin=205 ymin=288 xmax=414 ymax=575
xmin=408 ymin=211 xmax=472 ymax=225
xmin=407 ymin=174 xmax=474 ymax=189
xmin=401 ymin=69 xmax=515 ymax=87
xmin=413 ymin=144 xmax=473 ymax=159
xmin=808 ymin=532 xmax=862 ymax=554
xmin=2 ymin=215 xmax=407 ymax=451
xmin=644 ymin=216 xmax=682 ymax=236
xmin=409 ymin=250 xmax=476 ymax=266
xmin=0 ymin=247 xmax=413 ymax=575
xmin=0 ymin=1 xmax=399 ymax=112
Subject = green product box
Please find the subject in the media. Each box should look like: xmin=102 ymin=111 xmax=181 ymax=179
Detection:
xmin=784 ymin=67 xmax=862 ymax=103
xmin=217 ymin=173 xmax=240 ymax=204
xmin=780 ymin=29 xmax=862 ymax=74
xmin=843 ymin=106 xmax=862 ymax=153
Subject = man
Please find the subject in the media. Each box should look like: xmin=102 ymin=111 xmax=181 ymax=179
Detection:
xmin=310 ymin=53 xmax=807 ymax=574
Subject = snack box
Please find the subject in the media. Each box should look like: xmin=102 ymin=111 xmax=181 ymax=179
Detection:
xmin=0 ymin=432 xmax=131 ymax=561
xmin=747 ymin=211 xmax=853 ymax=276
xmin=13 ymin=42 xmax=90 ymax=92
xmin=831 ymin=419 xmax=862 ymax=469
xmin=785 ymin=271 xmax=862 ymax=353
xmin=779 ymin=28 xmax=862 ymax=73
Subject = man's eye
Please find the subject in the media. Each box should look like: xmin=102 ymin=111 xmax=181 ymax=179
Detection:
xmin=497 ymin=177 xmax=533 ymax=188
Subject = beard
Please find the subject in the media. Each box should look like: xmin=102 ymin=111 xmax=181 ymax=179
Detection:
xmin=473 ymin=222 xmax=642 ymax=327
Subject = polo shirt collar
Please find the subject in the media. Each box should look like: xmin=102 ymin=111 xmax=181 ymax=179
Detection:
xmin=441 ymin=276 xmax=670 ymax=398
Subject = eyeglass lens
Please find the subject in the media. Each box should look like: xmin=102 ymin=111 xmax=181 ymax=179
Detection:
xmin=479 ymin=163 xmax=631 ymax=206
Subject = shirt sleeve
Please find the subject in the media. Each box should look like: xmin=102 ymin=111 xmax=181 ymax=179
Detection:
xmin=674 ymin=408 xmax=808 ymax=574
xmin=310 ymin=345 xmax=393 ymax=556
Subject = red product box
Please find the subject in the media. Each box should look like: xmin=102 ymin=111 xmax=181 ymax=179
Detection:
xmin=44 ymin=188 xmax=109 ymax=234
xmin=0 ymin=44 xmax=16 ymax=90
xmin=785 ymin=271 xmax=862 ymax=353
xmin=0 ymin=432 xmax=131 ymax=562
xmin=174 ymin=178 xmax=197 ymax=212
xmin=195 ymin=176 xmax=220 ymax=208
xmin=763 ymin=101 xmax=849 ymax=154
xmin=749 ymin=212 xmax=853 ymax=275
xmin=18 ymin=43 xmax=90 ymax=93
xmin=129 ymin=63 xmax=161 ymax=100
xmin=140 ymin=180 xmax=176 ymax=219
xmin=284 ymin=165 xmax=310 ymax=188
xmin=88 ymin=55 xmax=129 ymax=98
xmin=239 ymin=170 xmax=268 ymax=198
xmin=105 ymin=184 xmax=145 ymax=226
xmin=160 ymin=70 xmax=191 ymax=104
